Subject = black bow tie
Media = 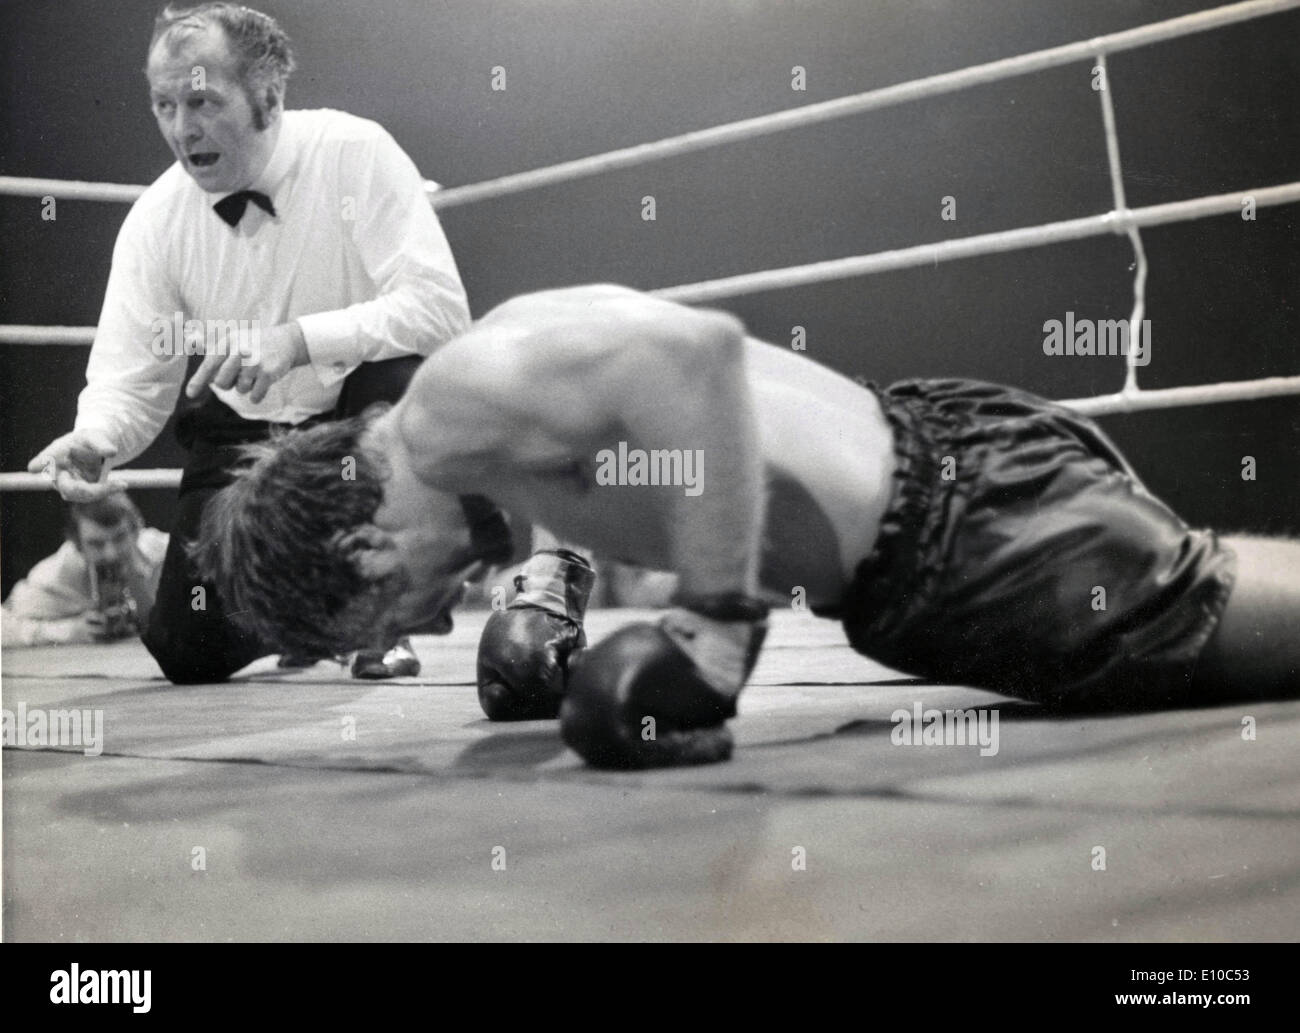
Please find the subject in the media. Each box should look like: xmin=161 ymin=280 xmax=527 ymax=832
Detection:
xmin=213 ymin=190 xmax=276 ymax=227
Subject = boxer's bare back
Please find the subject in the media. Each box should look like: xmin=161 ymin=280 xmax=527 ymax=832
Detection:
xmin=364 ymin=285 xmax=894 ymax=615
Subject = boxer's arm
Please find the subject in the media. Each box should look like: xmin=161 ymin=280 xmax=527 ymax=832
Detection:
xmin=615 ymin=311 xmax=763 ymax=598
xmin=393 ymin=300 xmax=763 ymax=598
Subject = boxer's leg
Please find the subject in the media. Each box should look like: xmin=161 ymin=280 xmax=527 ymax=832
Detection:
xmin=835 ymin=380 xmax=1267 ymax=711
xmin=1193 ymin=536 xmax=1300 ymax=702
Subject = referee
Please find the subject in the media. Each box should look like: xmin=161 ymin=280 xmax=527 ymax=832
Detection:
xmin=29 ymin=3 xmax=471 ymax=682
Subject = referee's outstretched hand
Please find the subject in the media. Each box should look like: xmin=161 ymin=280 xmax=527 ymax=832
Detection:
xmin=27 ymin=428 xmax=125 ymax=503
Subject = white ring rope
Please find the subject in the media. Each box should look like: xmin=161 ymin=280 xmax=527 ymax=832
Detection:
xmin=5 ymin=369 xmax=1299 ymax=490
xmin=651 ymin=181 xmax=1300 ymax=302
xmin=0 ymin=469 xmax=181 ymax=491
xmin=1 ymin=0 xmax=1297 ymax=490
xmin=0 ymin=175 xmax=443 ymax=206
xmin=1062 ymin=376 xmax=1300 ymax=416
xmin=9 ymin=181 xmax=1298 ymax=348
xmin=1 ymin=0 xmax=1295 ymax=209
xmin=0 ymin=325 xmax=95 ymax=345
xmin=433 ymin=0 xmax=1300 ymax=209
xmin=0 ymin=178 xmax=146 ymax=203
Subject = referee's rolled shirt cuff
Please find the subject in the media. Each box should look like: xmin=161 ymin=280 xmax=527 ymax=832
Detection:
xmin=297 ymin=312 xmax=363 ymax=387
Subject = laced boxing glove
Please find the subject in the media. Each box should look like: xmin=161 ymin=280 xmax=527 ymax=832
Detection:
xmin=476 ymin=549 xmax=596 ymax=721
xmin=560 ymin=593 xmax=769 ymax=768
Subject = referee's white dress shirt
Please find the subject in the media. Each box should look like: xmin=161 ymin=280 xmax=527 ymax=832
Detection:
xmin=75 ymin=108 xmax=471 ymax=465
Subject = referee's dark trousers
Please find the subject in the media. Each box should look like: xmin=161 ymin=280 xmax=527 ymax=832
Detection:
xmin=142 ymin=356 xmax=421 ymax=684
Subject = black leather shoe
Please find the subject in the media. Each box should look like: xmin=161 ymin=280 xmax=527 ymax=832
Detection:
xmin=351 ymin=637 xmax=421 ymax=679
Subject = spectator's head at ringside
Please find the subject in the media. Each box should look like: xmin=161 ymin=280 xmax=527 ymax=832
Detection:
xmin=66 ymin=496 xmax=145 ymax=569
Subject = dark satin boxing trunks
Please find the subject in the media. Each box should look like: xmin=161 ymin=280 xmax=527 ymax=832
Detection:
xmin=821 ymin=379 xmax=1237 ymax=708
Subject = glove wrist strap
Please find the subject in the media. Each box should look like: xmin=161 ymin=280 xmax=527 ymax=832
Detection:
xmin=672 ymin=590 xmax=770 ymax=624
xmin=660 ymin=602 xmax=768 ymax=702
xmin=512 ymin=549 xmax=595 ymax=622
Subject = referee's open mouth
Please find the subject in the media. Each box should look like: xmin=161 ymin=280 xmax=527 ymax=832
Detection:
xmin=188 ymin=152 xmax=220 ymax=168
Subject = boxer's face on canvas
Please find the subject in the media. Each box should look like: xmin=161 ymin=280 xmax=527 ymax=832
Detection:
xmin=147 ymin=25 xmax=278 ymax=194
xmin=355 ymin=460 xmax=480 ymax=641
xmin=372 ymin=531 xmax=476 ymax=641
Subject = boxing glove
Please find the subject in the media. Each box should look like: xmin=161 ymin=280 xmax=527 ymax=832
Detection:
xmin=560 ymin=593 xmax=769 ymax=769
xmin=476 ymin=549 xmax=596 ymax=721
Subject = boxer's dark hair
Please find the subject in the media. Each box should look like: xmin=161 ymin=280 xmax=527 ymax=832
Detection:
xmin=149 ymin=3 xmax=296 ymax=130
xmin=192 ymin=415 xmax=400 ymax=656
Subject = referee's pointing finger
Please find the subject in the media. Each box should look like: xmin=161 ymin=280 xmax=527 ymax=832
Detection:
xmin=186 ymin=348 xmax=228 ymax=398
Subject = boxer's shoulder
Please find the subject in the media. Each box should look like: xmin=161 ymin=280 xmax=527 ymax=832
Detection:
xmin=478 ymin=285 xmax=744 ymax=366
